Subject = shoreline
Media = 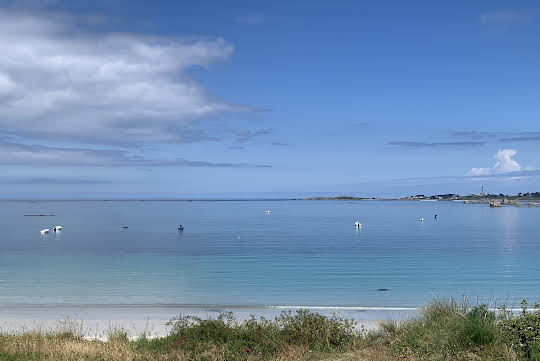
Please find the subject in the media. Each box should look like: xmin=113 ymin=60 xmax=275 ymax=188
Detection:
xmin=0 ymin=305 xmax=415 ymax=340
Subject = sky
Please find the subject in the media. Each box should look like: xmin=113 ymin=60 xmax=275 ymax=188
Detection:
xmin=0 ymin=0 xmax=539 ymax=198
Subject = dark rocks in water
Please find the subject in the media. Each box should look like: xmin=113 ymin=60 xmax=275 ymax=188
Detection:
xmin=377 ymin=288 xmax=390 ymax=291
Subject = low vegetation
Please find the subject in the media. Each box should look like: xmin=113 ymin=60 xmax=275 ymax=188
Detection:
xmin=1 ymin=300 xmax=539 ymax=361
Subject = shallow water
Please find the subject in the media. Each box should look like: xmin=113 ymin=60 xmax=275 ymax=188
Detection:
xmin=1 ymin=200 xmax=539 ymax=309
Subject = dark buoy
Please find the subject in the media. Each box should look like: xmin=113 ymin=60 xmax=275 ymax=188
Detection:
xmin=434 ymin=214 xmax=438 ymax=219
xmin=178 ymin=224 xmax=184 ymax=231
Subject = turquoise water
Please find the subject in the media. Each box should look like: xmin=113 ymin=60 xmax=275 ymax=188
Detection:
xmin=1 ymin=200 xmax=539 ymax=309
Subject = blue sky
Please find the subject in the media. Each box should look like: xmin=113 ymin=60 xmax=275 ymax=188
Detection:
xmin=0 ymin=0 xmax=539 ymax=198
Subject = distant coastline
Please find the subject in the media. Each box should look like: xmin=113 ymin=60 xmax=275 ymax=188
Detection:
xmin=1 ymin=192 xmax=539 ymax=205
xmin=305 ymin=192 xmax=540 ymax=207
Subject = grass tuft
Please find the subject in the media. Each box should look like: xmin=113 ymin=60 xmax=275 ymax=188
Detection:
xmin=107 ymin=326 xmax=129 ymax=343
xmin=370 ymin=299 xmax=522 ymax=361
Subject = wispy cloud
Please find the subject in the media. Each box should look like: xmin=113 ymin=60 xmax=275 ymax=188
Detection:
xmin=234 ymin=14 xmax=264 ymax=24
xmin=499 ymin=132 xmax=540 ymax=142
xmin=468 ymin=149 xmax=533 ymax=176
xmin=451 ymin=130 xmax=540 ymax=143
xmin=0 ymin=177 xmax=110 ymax=185
xmin=450 ymin=130 xmax=501 ymax=140
xmin=3 ymin=0 xmax=60 ymax=9
xmin=351 ymin=122 xmax=369 ymax=128
xmin=0 ymin=10 xmax=249 ymax=144
xmin=480 ymin=9 xmax=536 ymax=25
xmin=0 ymin=141 xmax=271 ymax=168
xmin=229 ymin=129 xmax=273 ymax=143
xmin=388 ymin=141 xmax=486 ymax=147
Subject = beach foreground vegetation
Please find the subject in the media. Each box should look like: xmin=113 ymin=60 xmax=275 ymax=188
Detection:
xmin=1 ymin=300 xmax=539 ymax=361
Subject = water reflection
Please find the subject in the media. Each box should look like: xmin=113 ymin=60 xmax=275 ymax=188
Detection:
xmin=500 ymin=207 xmax=518 ymax=252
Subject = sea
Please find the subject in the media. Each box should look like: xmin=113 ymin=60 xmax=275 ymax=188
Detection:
xmin=1 ymin=199 xmax=539 ymax=328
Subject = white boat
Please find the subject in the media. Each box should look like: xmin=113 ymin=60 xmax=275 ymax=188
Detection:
xmin=53 ymin=225 xmax=62 ymax=232
xmin=266 ymin=210 xmax=271 ymax=214
xmin=419 ymin=217 xmax=424 ymax=222
xmin=354 ymin=221 xmax=362 ymax=227
xmin=40 ymin=228 xmax=50 ymax=234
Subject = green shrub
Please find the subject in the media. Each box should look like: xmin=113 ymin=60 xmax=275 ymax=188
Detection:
xmin=462 ymin=305 xmax=497 ymax=346
xmin=278 ymin=309 xmax=358 ymax=351
xmin=134 ymin=310 xmax=359 ymax=361
xmin=499 ymin=300 xmax=540 ymax=360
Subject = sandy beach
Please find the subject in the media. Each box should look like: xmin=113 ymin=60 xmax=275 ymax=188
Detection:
xmin=0 ymin=305 xmax=415 ymax=340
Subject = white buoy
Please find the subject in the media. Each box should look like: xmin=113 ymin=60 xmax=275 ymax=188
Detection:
xmin=419 ymin=217 xmax=424 ymax=222
xmin=40 ymin=228 xmax=50 ymax=234
xmin=53 ymin=225 xmax=62 ymax=232
xmin=354 ymin=221 xmax=362 ymax=227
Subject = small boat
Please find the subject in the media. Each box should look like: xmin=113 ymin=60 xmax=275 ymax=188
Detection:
xmin=40 ymin=228 xmax=50 ymax=234
xmin=419 ymin=217 xmax=424 ymax=222
xmin=266 ymin=210 xmax=271 ymax=214
xmin=354 ymin=221 xmax=362 ymax=227
xmin=122 ymin=226 xmax=128 ymax=229
xmin=53 ymin=225 xmax=62 ymax=232
xmin=178 ymin=224 xmax=184 ymax=231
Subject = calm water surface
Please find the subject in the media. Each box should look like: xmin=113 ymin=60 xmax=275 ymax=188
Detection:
xmin=1 ymin=200 xmax=539 ymax=309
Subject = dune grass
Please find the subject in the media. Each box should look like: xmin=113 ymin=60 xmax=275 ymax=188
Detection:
xmin=370 ymin=299 xmax=540 ymax=361
xmin=1 ymin=300 xmax=540 ymax=361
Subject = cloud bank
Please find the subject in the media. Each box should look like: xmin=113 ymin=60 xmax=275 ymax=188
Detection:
xmin=0 ymin=11 xmax=244 ymax=144
xmin=468 ymin=149 xmax=532 ymax=176
xmin=0 ymin=141 xmax=270 ymax=167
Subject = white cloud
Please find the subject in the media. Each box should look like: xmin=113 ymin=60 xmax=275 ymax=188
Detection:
xmin=0 ymin=11 xmax=244 ymax=143
xmin=468 ymin=149 xmax=530 ymax=176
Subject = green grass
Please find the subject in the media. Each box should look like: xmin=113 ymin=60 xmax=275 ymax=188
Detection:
xmin=370 ymin=299 xmax=540 ymax=361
